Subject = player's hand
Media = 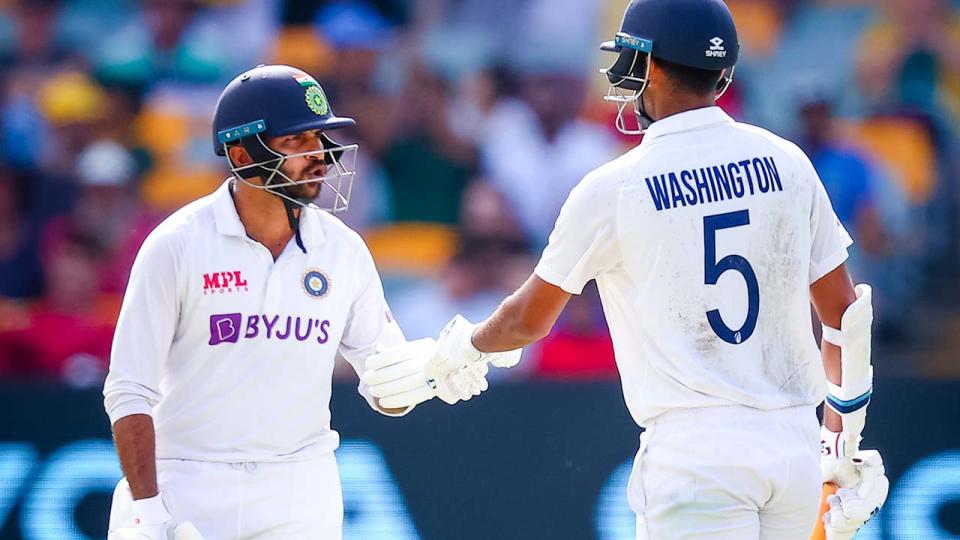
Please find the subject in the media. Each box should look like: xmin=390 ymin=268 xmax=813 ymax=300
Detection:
xmin=109 ymin=490 xmax=206 ymax=540
xmin=363 ymin=338 xmax=489 ymax=408
xmin=821 ymin=450 xmax=889 ymax=540
xmin=435 ymin=315 xmax=521 ymax=372
xmin=820 ymin=428 xmax=860 ymax=488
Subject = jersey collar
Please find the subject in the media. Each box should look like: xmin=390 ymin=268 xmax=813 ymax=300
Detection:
xmin=296 ymin=204 xmax=326 ymax=249
xmin=212 ymin=179 xmax=246 ymax=238
xmin=211 ymin=179 xmax=327 ymax=249
xmin=642 ymin=106 xmax=733 ymax=142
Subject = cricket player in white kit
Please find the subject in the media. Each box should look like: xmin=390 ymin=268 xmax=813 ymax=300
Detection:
xmin=362 ymin=1 xmax=889 ymax=539
xmin=102 ymin=65 xmax=493 ymax=539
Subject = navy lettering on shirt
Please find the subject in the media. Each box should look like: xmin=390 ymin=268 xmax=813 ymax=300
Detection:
xmin=645 ymin=156 xmax=783 ymax=212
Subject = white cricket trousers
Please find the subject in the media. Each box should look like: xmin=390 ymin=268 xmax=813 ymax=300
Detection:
xmin=108 ymin=453 xmax=343 ymax=539
xmin=630 ymin=405 xmax=821 ymax=540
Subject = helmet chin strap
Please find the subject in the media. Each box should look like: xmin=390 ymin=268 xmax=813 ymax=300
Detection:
xmin=634 ymin=89 xmax=656 ymax=131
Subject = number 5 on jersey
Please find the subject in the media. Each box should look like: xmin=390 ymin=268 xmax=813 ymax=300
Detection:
xmin=703 ymin=210 xmax=759 ymax=344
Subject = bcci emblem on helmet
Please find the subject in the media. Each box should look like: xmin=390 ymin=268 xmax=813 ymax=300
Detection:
xmin=302 ymin=269 xmax=331 ymax=298
xmin=305 ymin=86 xmax=329 ymax=116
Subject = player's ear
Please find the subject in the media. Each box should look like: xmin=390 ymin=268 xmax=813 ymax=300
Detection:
xmin=646 ymin=56 xmax=661 ymax=87
xmin=227 ymin=144 xmax=253 ymax=167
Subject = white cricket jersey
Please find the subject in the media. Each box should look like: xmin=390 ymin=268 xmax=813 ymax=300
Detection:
xmin=103 ymin=180 xmax=404 ymax=462
xmin=535 ymin=107 xmax=852 ymax=426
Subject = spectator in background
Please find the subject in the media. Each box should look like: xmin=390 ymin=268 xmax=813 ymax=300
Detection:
xmin=449 ymin=63 xmax=522 ymax=145
xmin=856 ymin=0 xmax=960 ymax=268
xmin=481 ymin=66 xmax=618 ymax=246
xmin=314 ymin=1 xmax=395 ymax=97
xmin=390 ymin=181 xmax=531 ymax=346
xmin=312 ymin=1 xmax=397 ymax=231
xmin=0 ymin=0 xmax=71 ymax=71
xmin=380 ymin=63 xmax=476 ymax=224
xmin=42 ymin=140 xmax=159 ymax=299
xmin=93 ymin=0 xmax=231 ymax=88
xmin=533 ymin=282 xmax=617 ymax=380
xmin=1 ymin=68 xmax=49 ymax=172
xmin=287 ymin=0 xmax=409 ymax=28
xmin=797 ymin=93 xmax=917 ymax=340
xmin=857 ymin=0 xmax=960 ymax=120
xmin=0 ymin=168 xmax=43 ymax=299
xmin=36 ymin=69 xmax=113 ymax=202
xmin=0 ymin=230 xmax=114 ymax=386
xmin=797 ymin=94 xmax=888 ymax=259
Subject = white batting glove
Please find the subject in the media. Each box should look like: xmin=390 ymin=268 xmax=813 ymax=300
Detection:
xmin=435 ymin=315 xmax=521 ymax=371
xmin=109 ymin=494 xmax=205 ymax=540
xmin=822 ymin=450 xmax=889 ymax=540
xmin=821 ymin=427 xmax=860 ymax=488
xmin=363 ymin=338 xmax=489 ymax=409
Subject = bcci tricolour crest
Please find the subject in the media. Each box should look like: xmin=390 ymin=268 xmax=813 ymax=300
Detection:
xmin=305 ymin=86 xmax=329 ymax=116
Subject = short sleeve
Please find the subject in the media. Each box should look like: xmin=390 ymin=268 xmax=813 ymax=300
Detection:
xmin=103 ymin=230 xmax=181 ymax=424
xmin=806 ymin=156 xmax=854 ymax=283
xmin=534 ymin=172 xmax=620 ymax=294
xmin=338 ymin=244 xmax=407 ymax=414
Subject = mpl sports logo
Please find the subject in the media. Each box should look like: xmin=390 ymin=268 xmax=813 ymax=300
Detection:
xmin=203 ymin=271 xmax=249 ymax=295
xmin=209 ymin=313 xmax=331 ymax=346
xmin=705 ymin=36 xmax=727 ymax=58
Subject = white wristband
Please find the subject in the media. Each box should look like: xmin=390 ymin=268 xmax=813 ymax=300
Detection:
xmin=439 ymin=315 xmax=483 ymax=366
xmin=132 ymin=493 xmax=171 ymax=525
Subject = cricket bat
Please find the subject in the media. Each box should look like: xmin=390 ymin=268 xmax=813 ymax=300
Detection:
xmin=810 ymin=482 xmax=838 ymax=540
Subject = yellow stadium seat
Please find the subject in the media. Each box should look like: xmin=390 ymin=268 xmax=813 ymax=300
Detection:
xmin=269 ymin=26 xmax=334 ymax=78
xmin=141 ymin=165 xmax=224 ymax=213
xmin=364 ymin=223 xmax=459 ymax=276
xmin=37 ymin=71 xmax=109 ymax=126
xmin=727 ymin=0 xmax=783 ymax=59
xmin=135 ymin=105 xmax=192 ymax=160
xmin=841 ymin=118 xmax=937 ymax=204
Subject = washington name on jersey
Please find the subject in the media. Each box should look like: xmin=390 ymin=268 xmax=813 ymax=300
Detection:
xmin=644 ymin=156 xmax=784 ymax=212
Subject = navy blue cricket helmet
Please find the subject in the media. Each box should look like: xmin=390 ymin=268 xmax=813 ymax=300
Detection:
xmin=211 ymin=64 xmax=359 ymax=218
xmin=600 ymin=0 xmax=739 ymax=134
xmin=212 ymin=64 xmax=354 ymax=156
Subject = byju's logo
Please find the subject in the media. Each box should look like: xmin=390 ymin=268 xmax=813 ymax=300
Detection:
xmin=208 ymin=312 xmax=331 ymax=346
xmin=203 ymin=271 xmax=249 ymax=295
xmin=209 ymin=313 xmax=242 ymax=345
xmin=705 ymin=36 xmax=727 ymax=58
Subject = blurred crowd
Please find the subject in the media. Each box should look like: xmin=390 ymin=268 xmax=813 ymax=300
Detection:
xmin=0 ymin=0 xmax=957 ymax=387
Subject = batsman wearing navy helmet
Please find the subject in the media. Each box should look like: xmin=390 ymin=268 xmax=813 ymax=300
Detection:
xmin=102 ymin=65 xmax=493 ymax=539
xmin=362 ymin=1 xmax=888 ymax=538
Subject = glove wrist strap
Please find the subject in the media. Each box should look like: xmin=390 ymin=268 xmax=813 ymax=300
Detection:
xmin=463 ymin=328 xmax=483 ymax=363
xmin=132 ymin=493 xmax=171 ymax=525
xmin=821 ymin=425 xmax=846 ymax=460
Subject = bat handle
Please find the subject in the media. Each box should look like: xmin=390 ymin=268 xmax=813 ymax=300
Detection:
xmin=810 ymin=482 xmax=839 ymax=540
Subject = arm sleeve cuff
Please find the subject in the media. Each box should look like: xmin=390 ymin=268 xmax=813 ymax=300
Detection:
xmin=105 ymin=394 xmax=155 ymax=425
xmin=533 ymin=263 xmax=584 ymax=295
xmin=809 ymin=245 xmax=850 ymax=284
